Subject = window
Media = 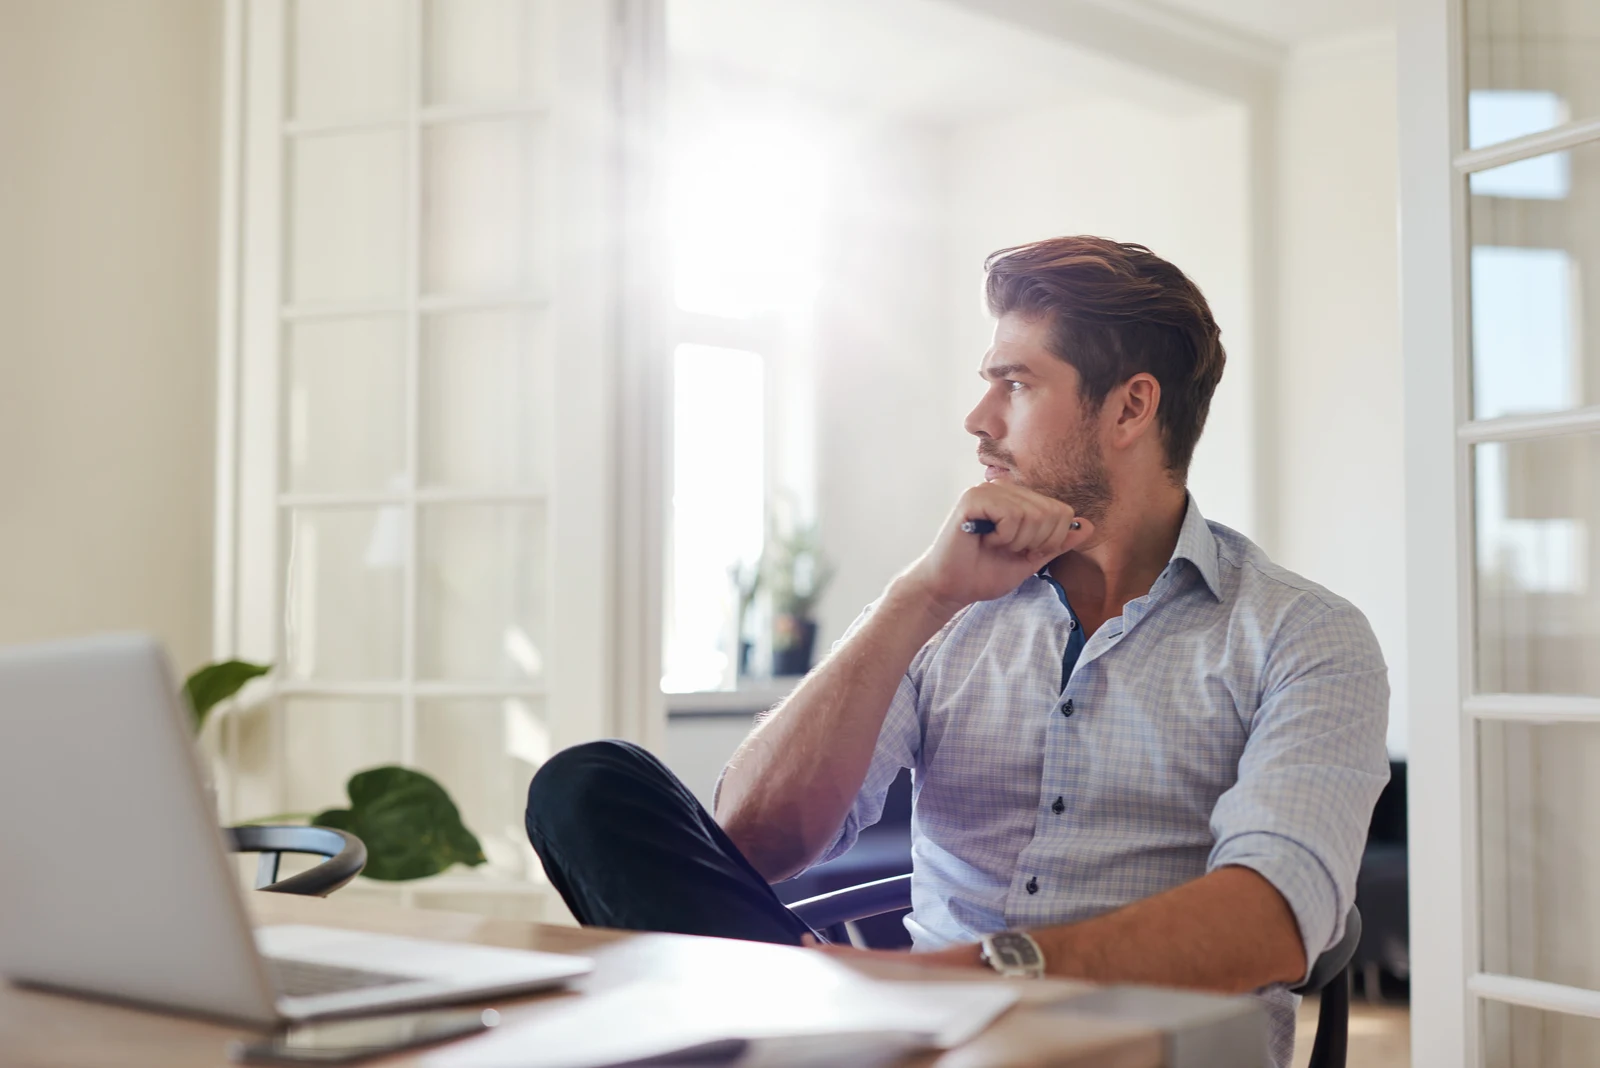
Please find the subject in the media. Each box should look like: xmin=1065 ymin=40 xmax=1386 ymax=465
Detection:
xmin=660 ymin=71 xmax=829 ymax=692
xmin=661 ymin=344 xmax=765 ymax=692
xmin=219 ymin=0 xmax=624 ymax=918
xmin=1468 ymin=90 xmax=1571 ymax=200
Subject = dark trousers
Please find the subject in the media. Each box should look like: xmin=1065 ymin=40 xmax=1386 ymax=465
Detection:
xmin=524 ymin=740 xmax=815 ymax=944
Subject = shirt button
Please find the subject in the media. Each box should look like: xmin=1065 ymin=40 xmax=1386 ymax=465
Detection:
xmin=1068 ymin=618 xmax=1078 ymax=631
xmin=1025 ymin=876 xmax=1039 ymax=895
xmin=1051 ymin=796 xmax=1065 ymax=815
xmin=1060 ymin=699 xmax=1074 ymax=718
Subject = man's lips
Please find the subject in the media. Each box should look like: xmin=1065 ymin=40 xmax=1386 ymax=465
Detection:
xmin=983 ymin=463 xmax=1010 ymax=481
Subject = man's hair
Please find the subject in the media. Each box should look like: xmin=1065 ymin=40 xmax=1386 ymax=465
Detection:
xmin=983 ymin=236 xmax=1225 ymax=479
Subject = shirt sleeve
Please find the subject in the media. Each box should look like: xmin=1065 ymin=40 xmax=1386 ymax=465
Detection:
xmin=1207 ymin=599 xmax=1391 ymax=984
xmin=806 ymin=602 xmax=934 ymax=867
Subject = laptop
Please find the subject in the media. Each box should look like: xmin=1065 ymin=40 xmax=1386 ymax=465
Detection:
xmin=0 ymin=633 xmax=592 ymax=1027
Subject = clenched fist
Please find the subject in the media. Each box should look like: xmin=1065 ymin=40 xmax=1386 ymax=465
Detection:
xmin=901 ymin=482 xmax=1095 ymax=618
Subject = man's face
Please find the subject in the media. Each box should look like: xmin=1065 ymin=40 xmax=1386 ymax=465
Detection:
xmin=964 ymin=313 xmax=1113 ymax=522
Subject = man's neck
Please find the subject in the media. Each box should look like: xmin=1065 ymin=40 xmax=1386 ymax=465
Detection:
xmin=1048 ymin=483 xmax=1189 ymax=633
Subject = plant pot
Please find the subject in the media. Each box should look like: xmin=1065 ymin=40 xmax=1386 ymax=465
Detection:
xmin=772 ymin=615 xmax=817 ymax=677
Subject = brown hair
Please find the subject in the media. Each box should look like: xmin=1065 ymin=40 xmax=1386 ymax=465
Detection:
xmin=983 ymin=236 xmax=1225 ymax=479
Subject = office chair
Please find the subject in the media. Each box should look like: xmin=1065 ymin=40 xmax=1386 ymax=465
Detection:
xmin=790 ymin=876 xmax=1363 ymax=1068
xmin=226 ymin=825 xmax=366 ymax=897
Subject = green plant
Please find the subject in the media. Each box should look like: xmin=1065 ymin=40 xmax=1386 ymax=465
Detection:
xmin=184 ymin=659 xmax=272 ymax=734
xmin=181 ymin=661 xmax=485 ymax=883
xmin=728 ymin=556 xmax=762 ymax=652
xmin=313 ymin=766 xmax=485 ymax=881
xmin=764 ymin=516 xmax=834 ymax=622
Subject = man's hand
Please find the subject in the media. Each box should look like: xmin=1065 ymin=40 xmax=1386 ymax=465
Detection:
xmin=901 ymin=482 xmax=1094 ymax=617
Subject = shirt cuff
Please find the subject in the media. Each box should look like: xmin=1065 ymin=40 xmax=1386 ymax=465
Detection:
xmin=1210 ymin=830 xmax=1341 ymax=986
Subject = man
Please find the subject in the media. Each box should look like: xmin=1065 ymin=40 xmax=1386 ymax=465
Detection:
xmin=526 ymin=236 xmax=1389 ymax=1067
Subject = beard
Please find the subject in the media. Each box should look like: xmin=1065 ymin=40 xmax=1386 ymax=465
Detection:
xmin=982 ymin=423 xmax=1113 ymax=523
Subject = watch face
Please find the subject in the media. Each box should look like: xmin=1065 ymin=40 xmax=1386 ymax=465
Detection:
xmin=989 ymin=932 xmax=1041 ymax=969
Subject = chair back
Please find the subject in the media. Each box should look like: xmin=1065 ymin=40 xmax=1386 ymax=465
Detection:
xmin=1291 ymin=906 xmax=1362 ymax=1068
xmin=225 ymin=825 xmax=365 ymax=897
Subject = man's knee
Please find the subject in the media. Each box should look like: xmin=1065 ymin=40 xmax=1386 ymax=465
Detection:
xmin=525 ymin=739 xmax=654 ymax=843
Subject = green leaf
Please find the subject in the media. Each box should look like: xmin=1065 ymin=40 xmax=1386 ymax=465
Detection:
xmin=313 ymin=765 xmax=486 ymax=882
xmin=182 ymin=660 xmax=272 ymax=733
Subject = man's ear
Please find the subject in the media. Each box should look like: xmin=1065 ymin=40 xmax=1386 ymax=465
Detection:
xmin=1110 ymin=373 xmax=1161 ymax=448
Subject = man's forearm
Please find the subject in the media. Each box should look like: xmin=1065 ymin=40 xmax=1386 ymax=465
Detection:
xmin=715 ymin=579 xmax=952 ymax=881
xmin=1026 ymin=867 xmax=1307 ymax=994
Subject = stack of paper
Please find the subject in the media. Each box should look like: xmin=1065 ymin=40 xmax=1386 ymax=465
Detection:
xmin=424 ymin=976 xmax=1019 ymax=1068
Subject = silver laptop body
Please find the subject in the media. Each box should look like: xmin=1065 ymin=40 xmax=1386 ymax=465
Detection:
xmin=0 ymin=633 xmax=591 ymax=1026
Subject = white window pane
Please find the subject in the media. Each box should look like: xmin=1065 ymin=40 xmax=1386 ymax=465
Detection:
xmin=1481 ymin=998 xmax=1600 ymax=1066
xmin=284 ymin=508 xmax=405 ymax=681
xmin=1468 ymin=140 xmax=1598 ymax=421
xmin=420 ymin=311 xmax=549 ymax=490
xmin=290 ymin=132 xmax=408 ymax=305
xmin=284 ymin=317 xmax=406 ymax=493
xmin=291 ymin=0 xmax=408 ymax=123
xmin=415 ymin=698 xmax=547 ymax=878
xmin=281 ymin=698 xmax=402 ymax=814
xmin=1468 ymin=89 xmax=1569 ymax=152
xmin=1474 ymin=436 xmax=1600 ymax=696
xmin=1470 ymin=247 xmax=1577 ymax=418
xmin=1466 ymin=0 xmax=1600 ymax=132
xmin=1470 ymin=154 xmax=1572 ymax=200
xmin=662 ymin=345 xmax=764 ymax=693
xmin=418 ymin=505 xmax=547 ymax=682
xmin=423 ymin=120 xmax=549 ymax=297
xmin=1480 ymin=720 xmax=1600 ymax=1004
xmin=423 ymin=0 xmax=554 ymax=108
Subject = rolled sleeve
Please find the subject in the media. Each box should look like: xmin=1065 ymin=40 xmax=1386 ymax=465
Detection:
xmin=806 ymin=600 xmax=938 ymax=868
xmin=814 ymin=671 xmax=921 ymax=864
xmin=1207 ymin=601 xmax=1390 ymax=983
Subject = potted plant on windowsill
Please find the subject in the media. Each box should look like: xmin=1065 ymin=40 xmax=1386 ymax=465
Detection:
xmin=765 ymin=517 xmax=834 ymax=678
xmin=184 ymin=660 xmax=486 ymax=882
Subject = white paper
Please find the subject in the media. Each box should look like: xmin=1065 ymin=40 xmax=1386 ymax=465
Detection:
xmin=423 ymin=977 xmax=1019 ymax=1068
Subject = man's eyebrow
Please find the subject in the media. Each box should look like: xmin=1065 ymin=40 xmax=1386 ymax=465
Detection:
xmin=981 ymin=362 xmax=1034 ymax=381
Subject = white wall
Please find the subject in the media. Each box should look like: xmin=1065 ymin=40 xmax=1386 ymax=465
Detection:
xmin=944 ymin=95 xmax=1259 ymax=539
xmin=812 ymin=121 xmax=959 ymax=646
xmin=1274 ymin=30 xmax=1408 ymax=755
xmin=0 ymin=1 xmax=220 ymax=674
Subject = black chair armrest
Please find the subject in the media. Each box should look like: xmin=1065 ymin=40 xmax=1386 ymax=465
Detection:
xmin=788 ymin=874 xmax=912 ymax=931
xmin=226 ymin=825 xmax=366 ymax=897
xmin=1293 ymin=906 xmax=1362 ymax=996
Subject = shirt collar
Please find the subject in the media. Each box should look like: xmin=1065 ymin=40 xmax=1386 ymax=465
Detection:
xmin=1171 ymin=495 xmax=1223 ymax=601
xmin=1037 ymin=495 xmax=1223 ymax=601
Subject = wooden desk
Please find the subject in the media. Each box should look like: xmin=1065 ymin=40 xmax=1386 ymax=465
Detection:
xmin=0 ymin=895 xmax=1166 ymax=1068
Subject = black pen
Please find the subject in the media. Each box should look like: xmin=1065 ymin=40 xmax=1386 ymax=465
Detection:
xmin=961 ymin=518 xmax=1080 ymax=534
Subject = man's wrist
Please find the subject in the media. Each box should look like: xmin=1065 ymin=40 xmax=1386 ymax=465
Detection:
xmin=882 ymin=574 xmax=963 ymax=636
xmin=979 ymin=930 xmax=1047 ymax=978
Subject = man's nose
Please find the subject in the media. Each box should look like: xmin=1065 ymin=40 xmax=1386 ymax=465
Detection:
xmin=964 ymin=395 xmax=998 ymax=440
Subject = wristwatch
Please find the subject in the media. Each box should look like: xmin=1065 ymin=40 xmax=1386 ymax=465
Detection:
xmin=979 ymin=930 xmax=1045 ymax=978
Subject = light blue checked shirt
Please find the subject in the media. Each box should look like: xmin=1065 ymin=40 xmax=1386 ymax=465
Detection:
xmin=816 ymin=498 xmax=1390 ymax=1067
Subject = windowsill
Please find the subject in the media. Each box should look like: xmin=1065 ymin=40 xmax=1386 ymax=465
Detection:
xmin=663 ymin=677 xmax=804 ymax=717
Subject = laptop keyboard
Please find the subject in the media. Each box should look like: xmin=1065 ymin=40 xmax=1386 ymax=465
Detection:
xmin=266 ymin=957 xmax=413 ymax=998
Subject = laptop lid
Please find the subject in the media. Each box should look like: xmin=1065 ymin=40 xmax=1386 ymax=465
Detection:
xmin=0 ymin=634 xmax=280 ymax=1026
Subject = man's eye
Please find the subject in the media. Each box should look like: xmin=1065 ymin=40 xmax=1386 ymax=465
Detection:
xmin=1006 ymin=380 xmax=1024 ymax=393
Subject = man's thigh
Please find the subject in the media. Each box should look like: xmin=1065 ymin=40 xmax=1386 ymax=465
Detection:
xmin=525 ymin=740 xmax=814 ymax=945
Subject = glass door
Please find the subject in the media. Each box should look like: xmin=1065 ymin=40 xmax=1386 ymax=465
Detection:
xmin=1404 ymin=0 xmax=1600 ymax=1061
xmin=219 ymin=0 xmax=646 ymax=919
